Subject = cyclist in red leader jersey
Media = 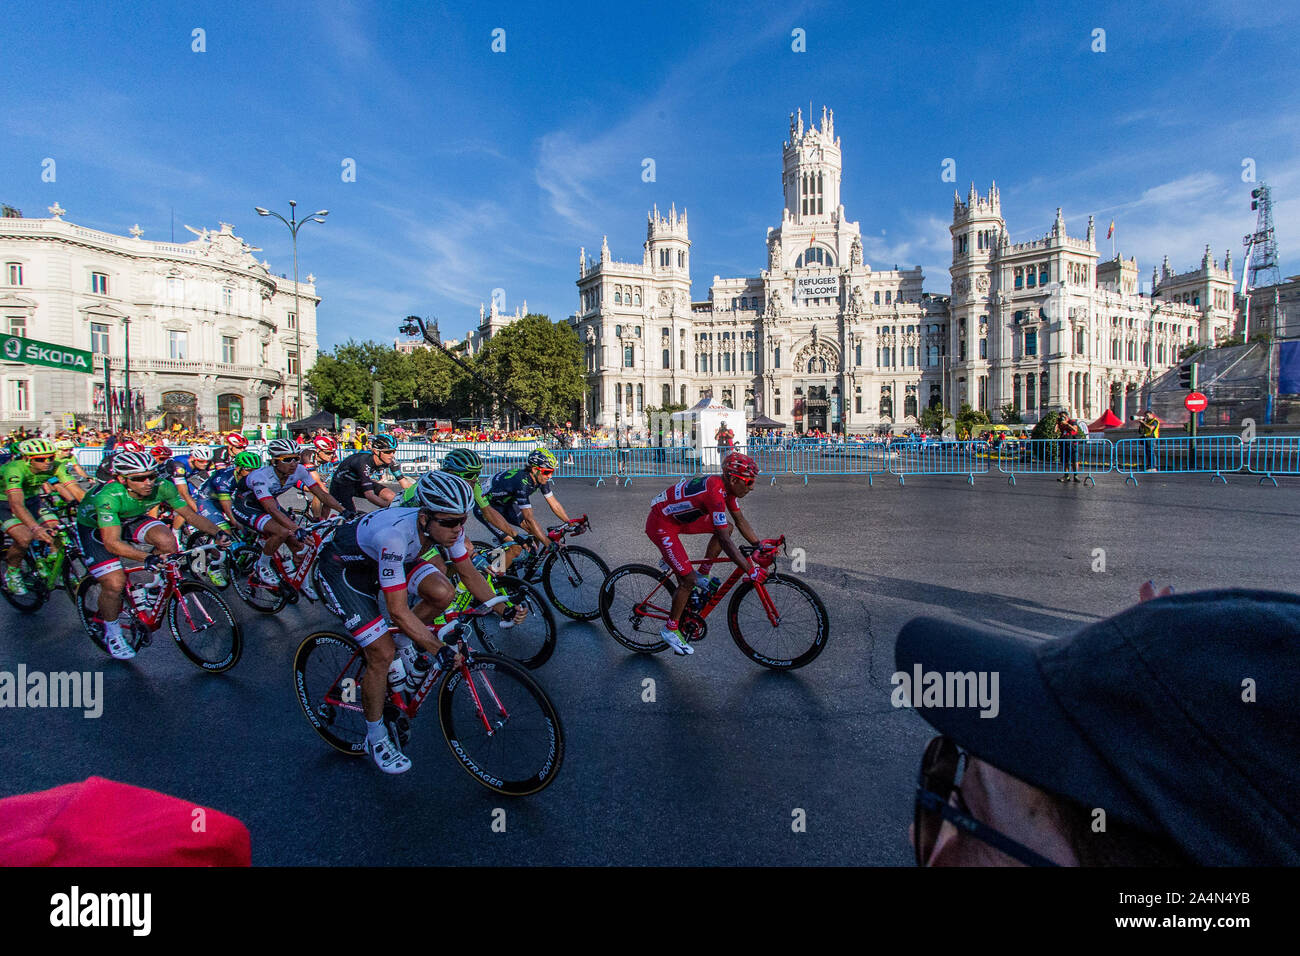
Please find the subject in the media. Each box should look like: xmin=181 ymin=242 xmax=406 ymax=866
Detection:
xmin=645 ymin=452 xmax=767 ymax=656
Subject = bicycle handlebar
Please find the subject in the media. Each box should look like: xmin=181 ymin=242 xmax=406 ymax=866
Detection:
xmin=434 ymin=594 xmax=511 ymax=641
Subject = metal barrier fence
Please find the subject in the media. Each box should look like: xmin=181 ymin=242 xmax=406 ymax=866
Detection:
xmin=788 ymin=440 xmax=891 ymax=485
xmin=1246 ymin=437 xmax=1300 ymax=485
xmin=888 ymin=441 xmax=990 ymax=484
xmin=993 ymin=438 xmax=1114 ymax=486
xmin=1113 ymin=436 xmax=1245 ymax=484
xmin=56 ymin=436 xmax=1300 ymax=487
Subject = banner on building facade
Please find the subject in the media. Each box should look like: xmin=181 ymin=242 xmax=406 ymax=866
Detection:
xmin=794 ymin=275 xmax=839 ymax=300
xmin=0 ymin=333 xmax=93 ymax=373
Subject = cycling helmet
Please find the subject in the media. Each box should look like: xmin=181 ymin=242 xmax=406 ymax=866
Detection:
xmin=54 ymin=439 xmax=75 ymax=452
xmin=119 ymin=439 xmax=144 ymax=453
xmin=370 ymin=433 xmax=398 ymax=452
xmin=312 ymin=435 xmax=338 ymax=454
xmin=412 ymin=471 xmax=474 ymax=515
xmin=722 ymin=452 xmax=759 ymax=480
xmin=188 ymin=445 xmax=213 ymax=462
xmin=526 ymin=447 xmax=558 ymax=470
xmin=224 ymin=432 xmax=248 ymax=450
xmin=150 ymin=444 xmax=172 ymax=462
xmin=234 ymin=451 xmax=263 ymax=470
xmin=267 ymin=437 xmax=299 ymax=459
xmin=18 ymin=438 xmax=55 ymax=458
xmin=441 ymin=447 xmax=483 ymax=479
xmin=111 ymin=450 xmax=157 ymax=476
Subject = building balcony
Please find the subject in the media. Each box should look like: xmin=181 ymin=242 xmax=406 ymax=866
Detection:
xmin=92 ymin=354 xmax=285 ymax=383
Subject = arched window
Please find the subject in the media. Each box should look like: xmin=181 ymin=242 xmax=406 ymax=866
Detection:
xmin=906 ymin=345 xmax=915 ymax=367
xmin=634 ymin=289 xmax=641 ymax=306
xmin=1026 ymin=373 xmax=1036 ymax=410
xmin=614 ymin=289 xmax=622 ymax=304
xmin=1012 ymin=375 xmax=1021 ymax=412
xmin=794 ymin=246 xmax=835 ymax=269
xmin=904 ymin=392 xmax=918 ymax=419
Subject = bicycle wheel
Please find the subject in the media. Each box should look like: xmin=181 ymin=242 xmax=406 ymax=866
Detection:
xmin=167 ymin=580 xmax=243 ymax=672
xmin=437 ymin=653 xmax=564 ymax=796
xmin=542 ymin=545 xmax=609 ymax=621
xmin=0 ymin=551 xmax=49 ymax=613
xmin=598 ymin=564 xmax=674 ymax=654
xmin=230 ymin=548 xmax=288 ymax=613
xmin=293 ymin=631 xmax=369 ymax=755
xmin=727 ymin=573 xmax=830 ymax=670
xmin=471 ymin=575 xmax=556 ymax=669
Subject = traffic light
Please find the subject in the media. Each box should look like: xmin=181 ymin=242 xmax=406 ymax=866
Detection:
xmin=1178 ymin=362 xmax=1194 ymax=388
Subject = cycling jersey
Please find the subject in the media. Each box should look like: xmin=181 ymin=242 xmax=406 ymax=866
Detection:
xmin=328 ymin=451 xmax=404 ymax=504
xmin=234 ymin=463 xmax=318 ymax=508
xmin=184 ymin=463 xmax=214 ymax=495
xmin=157 ymin=458 xmax=191 ymax=489
xmin=1 ymin=459 xmax=56 ymax=499
xmin=482 ymin=467 xmax=553 ymax=525
xmin=317 ymin=508 xmax=469 ymax=648
xmin=198 ymin=466 xmax=239 ymax=502
xmin=647 ymin=475 xmax=738 ymax=535
xmin=76 ymin=479 xmax=185 ymax=529
xmin=646 ymin=475 xmax=740 ymax=576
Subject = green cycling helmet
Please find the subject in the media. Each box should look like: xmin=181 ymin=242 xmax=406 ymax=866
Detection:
xmin=234 ymin=451 xmax=263 ymax=469
xmin=526 ymin=447 xmax=557 ymax=470
xmin=19 ymin=437 xmax=55 ymax=458
xmin=442 ymin=447 xmax=483 ymax=479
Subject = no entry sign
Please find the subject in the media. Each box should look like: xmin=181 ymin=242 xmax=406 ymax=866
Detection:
xmin=1184 ymin=392 xmax=1208 ymax=413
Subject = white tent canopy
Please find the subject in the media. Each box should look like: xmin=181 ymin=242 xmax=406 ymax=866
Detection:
xmin=671 ymin=397 xmax=748 ymax=469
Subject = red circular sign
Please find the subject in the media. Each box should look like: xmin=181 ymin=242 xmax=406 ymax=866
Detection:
xmin=1184 ymin=392 xmax=1208 ymax=413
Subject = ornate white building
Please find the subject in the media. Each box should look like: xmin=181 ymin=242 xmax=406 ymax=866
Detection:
xmin=572 ymin=105 xmax=1241 ymax=432
xmin=0 ymin=205 xmax=318 ymax=432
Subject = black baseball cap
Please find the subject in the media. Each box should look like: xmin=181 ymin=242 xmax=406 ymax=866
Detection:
xmin=895 ymin=589 xmax=1300 ymax=865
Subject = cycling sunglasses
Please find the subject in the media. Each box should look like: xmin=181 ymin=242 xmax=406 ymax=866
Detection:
xmin=534 ymin=467 xmax=555 ymax=477
xmin=123 ymin=472 xmax=157 ymax=483
xmin=26 ymin=455 xmax=55 ymax=463
xmin=430 ymin=514 xmax=468 ymax=528
xmin=272 ymin=454 xmax=300 ymax=464
xmin=729 ymin=474 xmax=755 ymax=487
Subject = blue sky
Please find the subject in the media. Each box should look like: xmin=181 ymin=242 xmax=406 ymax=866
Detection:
xmin=4 ymin=0 xmax=1299 ymax=350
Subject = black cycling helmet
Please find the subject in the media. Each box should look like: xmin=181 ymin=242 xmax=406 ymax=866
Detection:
xmin=370 ymin=433 xmax=398 ymax=452
xmin=442 ymin=447 xmax=483 ymax=479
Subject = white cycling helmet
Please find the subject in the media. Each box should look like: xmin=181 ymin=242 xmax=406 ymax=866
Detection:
xmin=412 ymin=471 xmax=474 ymax=514
xmin=189 ymin=445 xmax=214 ymax=462
xmin=267 ymin=437 xmax=299 ymax=458
xmin=111 ymin=450 xmax=157 ymax=476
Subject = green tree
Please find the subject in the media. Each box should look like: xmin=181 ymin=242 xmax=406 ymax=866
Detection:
xmin=999 ymin=403 xmax=1022 ymax=425
xmin=955 ymin=402 xmax=990 ymax=435
xmin=473 ymin=315 xmax=584 ymax=426
xmin=918 ymin=404 xmax=949 ymax=433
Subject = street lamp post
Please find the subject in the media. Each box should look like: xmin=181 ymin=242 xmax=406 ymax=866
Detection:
xmin=254 ymin=201 xmax=328 ymax=420
xmin=122 ymin=315 xmax=132 ymax=432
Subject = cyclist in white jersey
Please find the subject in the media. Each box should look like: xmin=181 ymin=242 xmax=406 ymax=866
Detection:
xmin=315 ymin=471 xmax=522 ymax=774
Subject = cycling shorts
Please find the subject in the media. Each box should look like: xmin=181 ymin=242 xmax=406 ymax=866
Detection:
xmin=1 ymin=495 xmax=59 ymax=533
xmin=77 ymin=516 xmax=175 ymax=579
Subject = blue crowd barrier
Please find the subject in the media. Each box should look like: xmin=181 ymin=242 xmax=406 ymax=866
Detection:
xmin=788 ymin=440 xmax=889 ymax=485
xmin=1246 ymin=437 xmax=1300 ymax=486
xmin=994 ymin=438 xmax=1113 ymax=486
xmin=888 ymin=441 xmax=990 ymax=485
xmin=620 ymin=446 xmax=699 ymax=486
xmin=1114 ymin=436 xmax=1245 ymax=484
xmin=556 ymin=447 xmax=617 ymax=483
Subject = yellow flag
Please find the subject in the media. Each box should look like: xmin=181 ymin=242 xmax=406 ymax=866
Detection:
xmin=145 ymin=414 xmax=165 ymax=429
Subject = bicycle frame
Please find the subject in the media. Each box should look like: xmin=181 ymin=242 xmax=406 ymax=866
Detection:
xmin=270 ymin=518 xmax=338 ymax=593
xmin=319 ymin=599 xmax=514 ymax=736
xmin=121 ymin=547 xmax=219 ymax=633
xmin=638 ymin=536 xmax=786 ymax=627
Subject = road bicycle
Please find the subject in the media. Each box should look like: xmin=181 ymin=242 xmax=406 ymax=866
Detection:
xmin=75 ymin=543 xmax=243 ymax=671
xmin=182 ymin=520 xmax=255 ymax=591
xmin=471 ymin=514 xmax=608 ymax=621
xmin=444 ymin=541 xmax=556 ymax=669
xmin=231 ymin=513 xmax=343 ymax=614
xmin=293 ymin=595 xmax=564 ymax=796
xmin=0 ymin=495 xmax=90 ymax=613
xmin=599 ymin=534 xmax=830 ymax=669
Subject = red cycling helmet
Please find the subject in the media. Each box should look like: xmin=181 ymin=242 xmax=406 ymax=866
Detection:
xmin=722 ymin=452 xmax=759 ymax=480
xmin=224 ymin=432 xmax=248 ymax=450
xmin=150 ymin=444 xmax=171 ymax=462
xmin=119 ymin=439 xmax=144 ymax=453
xmin=313 ymin=435 xmax=338 ymax=454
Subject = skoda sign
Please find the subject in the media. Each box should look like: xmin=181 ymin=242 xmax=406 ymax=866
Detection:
xmin=0 ymin=333 xmax=94 ymax=374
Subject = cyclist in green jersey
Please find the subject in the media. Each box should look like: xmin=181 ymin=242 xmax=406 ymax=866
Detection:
xmin=75 ymin=450 xmax=229 ymax=660
xmin=44 ymin=439 xmax=88 ymax=504
xmin=2 ymin=438 xmax=62 ymax=594
xmin=400 ymin=448 xmax=517 ymax=532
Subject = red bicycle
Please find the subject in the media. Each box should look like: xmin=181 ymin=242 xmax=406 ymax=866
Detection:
xmin=599 ymin=535 xmax=830 ymax=669
xmin=293 ymin=596 xmax=565 ymax=796
xmin=75 ymin=544 xmax=243 ymax=671
xmin=232 ymin=514 xmax=343 ymax=614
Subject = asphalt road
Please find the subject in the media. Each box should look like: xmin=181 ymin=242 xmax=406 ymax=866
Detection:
xmin=2 ymin=472 xmax=1297 ymax=865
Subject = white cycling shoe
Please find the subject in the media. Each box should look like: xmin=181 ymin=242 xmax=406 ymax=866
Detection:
xmin=300 ymin=574 xmax=319 ymax=602
xmin=104 ymin=628 xmax=137 ymax=661
xmin=367 ymin=734 xmax=412 ymax=774
xmin=660 ymin=627 xmax=694 ymax=656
